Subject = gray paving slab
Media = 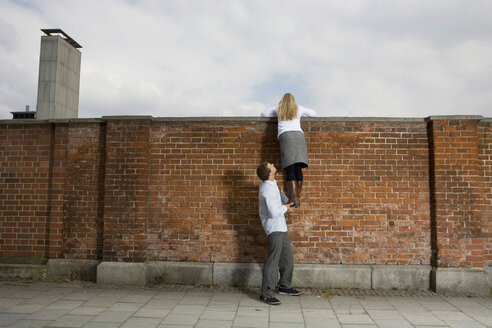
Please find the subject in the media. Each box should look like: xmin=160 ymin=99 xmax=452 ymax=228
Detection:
xmin=211 ymin=293 xmax=242 ymax=302
xmin=299 ymin=297 xmax=331 ymax=309
xmin=153 ymin=291 xmax=186 ymax=300
xmin=24 ymin=294 xmax=64 ymax=305
xmin=25 ymin=308 xmax=68 ymax=320
xmin=119 ymin=317 xmax=162 ymax=328
xmin=48 ymin=314 xmax=94 ymax=327
xmin=433 ymin=309 xmax=476 ymax=321
xmin=420 ymin=299 xmax=460 ymax=311
xmin=303 ymin=308 xmax=336 ymax=319
xmin=63 ymin=290 xmax=103 ymax=301
xmin=171 ymin=304 xmax=206 ymax=314
xmin=132 ymin=307 xmax=170 ymax=318
xmin=7 ymin=290 xmax=43 ymax=299
xmin=201 ymin=310 xmax=237 ymax=320
xmin=0 ymin=313 xmax=26 ymax=326
xmin=270 ymin=303 xmax=303 ymax=313
xmin=374 ymin=319 xmax=413 ymax=328
xmin=107 ymin=302 xmax=144 ymax=312
xmin=270 ymin=323 xmax=305 ymax=328
xmin=0 ymin=281 xmax=491 ymax=328
xmin=179 ymin=296 xmax=212 ymax=305
xmin=4 ymin=303 xmax=45 ymax=314
xmin=69 ymin=306 xmax=106 ymax=316
xmin=366 ymin=309 xmax=405 ymax=320
xmin=82 ymin=295 xmax=122 ymax=307
xmin=161 ymin=313 xmax=200 ymax=325
xmin=359 ymin=299 xmax=394 ymax=310
xmin=236 ymin=306 xmax=269 ymax=317
xmin=8 ymin=319 xmax=51 ymax=328
xmin=232 ymin=315 xmax=268 ymax=328
xmin=206 ymin=301 xmax=239 ymax=311
xmin=270 ymin=311 xmax=304 ymax=323
xmin=120 ymin=293 xmax=155 ymax=304
xmin=446 ymin=321 xmax=487 ymax=328
xmin=402 ymin=313 xmax=446 ymax=326
xmin=82 ymin=323 xmax=121 ymax=328
xmin=92 ymin=310 xmax=134 ymax=323
xmin=337 ymin=314 xmax=375 ymax=325
xmin=0 ymin=298 xmax=24 ymax=309
xmin=145 ymin=298 xmax=181 ymax=309
xmin=195 ymin=319 xmax=233 ymax=328
xmin=46 ymin=300 xmax=85 ymax=310
xmin=304 ymin=317 xmax=341 ymax=328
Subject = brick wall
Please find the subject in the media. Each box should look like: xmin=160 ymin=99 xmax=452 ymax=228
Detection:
xmin=0 ymin=123 xmax=51 ymax=257
xmin=480 ymin=120 xmax=492 ymax=267
xmin=0 ymin=116 xmax=490 ymax=270
xmin=64 ymin=123 xmax=105 ymax=260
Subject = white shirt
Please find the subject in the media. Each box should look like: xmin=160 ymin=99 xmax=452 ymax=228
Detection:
xmin=261 ymin=105 xmax=317 ymax=138
xmin=258 ymin=180 xmax=289 ymax=236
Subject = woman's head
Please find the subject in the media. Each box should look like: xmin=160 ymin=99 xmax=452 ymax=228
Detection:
xmin=278 ymin=93 xmax=298 ymax=121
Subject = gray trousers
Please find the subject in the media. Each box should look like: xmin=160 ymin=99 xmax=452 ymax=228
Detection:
xmin=261 ymin=231 xmax=294 ymax=298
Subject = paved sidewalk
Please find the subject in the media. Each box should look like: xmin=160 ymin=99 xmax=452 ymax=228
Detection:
xmin=0 ymin=281 xmax=491 ymax=328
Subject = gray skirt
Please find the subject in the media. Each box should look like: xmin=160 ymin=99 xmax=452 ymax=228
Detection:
xmin=278 ymin=131 xmax=309 ymax=169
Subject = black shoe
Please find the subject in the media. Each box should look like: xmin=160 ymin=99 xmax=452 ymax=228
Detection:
xmin=259 ymin=295 xmax=281 ymax=305
xmin=278 ymin=287 xmax=301 ymax=296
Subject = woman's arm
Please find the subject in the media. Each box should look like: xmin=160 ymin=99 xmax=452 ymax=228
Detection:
xmin=299 ymin=106 xmax=317 ymax=117
xmin=261 ymin=107 xmax=278 ymax=117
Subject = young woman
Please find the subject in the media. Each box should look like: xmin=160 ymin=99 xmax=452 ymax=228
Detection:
xmin=261 ymin=93 xmax=317 ymax=207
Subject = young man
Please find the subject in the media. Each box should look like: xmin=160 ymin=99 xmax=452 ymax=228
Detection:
xmin=256 ymin=162 xmax=301 ymax=305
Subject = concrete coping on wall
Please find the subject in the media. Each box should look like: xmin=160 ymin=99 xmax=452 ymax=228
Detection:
xmin=1 ymin=115 xmax=489 ymax=125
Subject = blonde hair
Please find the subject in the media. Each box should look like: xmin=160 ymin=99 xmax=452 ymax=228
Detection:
xmin=278 ymin=93 xmax=298 ymax=121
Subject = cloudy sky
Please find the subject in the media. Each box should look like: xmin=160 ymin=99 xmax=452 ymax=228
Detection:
xmin=1 ymin=0 xmax=491 ymax=119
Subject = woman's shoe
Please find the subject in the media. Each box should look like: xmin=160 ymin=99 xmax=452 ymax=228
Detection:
xmin=286 ymin=180 xmax=300 ymax=207
xmin=296 ymin=180 xmax=303 ymax=207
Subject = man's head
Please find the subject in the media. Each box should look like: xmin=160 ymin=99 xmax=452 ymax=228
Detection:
xmin=257 ymin=162 xmax=276 ymax=181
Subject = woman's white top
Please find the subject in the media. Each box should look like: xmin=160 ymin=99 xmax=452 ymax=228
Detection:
xmin=261 ymin=105 xmax=317 ymax=138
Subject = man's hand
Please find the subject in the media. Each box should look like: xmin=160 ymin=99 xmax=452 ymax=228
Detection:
xmin=285 ymin=203 xmax=295 ymax=212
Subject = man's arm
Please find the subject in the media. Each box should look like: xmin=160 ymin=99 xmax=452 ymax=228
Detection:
xmin=264 ymin=188 xmax=288 ymax=217
xmin=280 ymin=191 xmax=289 ymax=204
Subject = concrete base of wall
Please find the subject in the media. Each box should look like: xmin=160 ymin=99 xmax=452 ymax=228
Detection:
xmin=0 ymin=264 xmax=47 ymax=281
xmin=47 ymin=259 xmax=101 ymax=282
xmin=486 ymin=266 xmax=492 ymax=287
xmin=372 ymin=265 xmax=431 ymax=290
xmin=97 ymin=262 xmax=148 ymax=286
xmin=129 ymin=262 xmax=431 ymax=291
xmin=2 ymin=259 xmax=490 ymax=295
xmin=0 ymin=257 xmax=48 ymax=281
xmin=431 ymin=267 xmax=490 ymax=296
xmin=147 ymin=261 xmax=213 ymax=285
xmin=293 ymin=264 xmax=372 ymax=289
xmin=213 ymin=262 xmax=263 ymax=287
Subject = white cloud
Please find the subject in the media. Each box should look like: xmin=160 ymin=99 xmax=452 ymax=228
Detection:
xmin=0 ymin=0 xmax=491 ymax=119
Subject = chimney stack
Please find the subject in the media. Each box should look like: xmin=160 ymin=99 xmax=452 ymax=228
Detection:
xmin=36 ymin=29 xmax=82 ymax=120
